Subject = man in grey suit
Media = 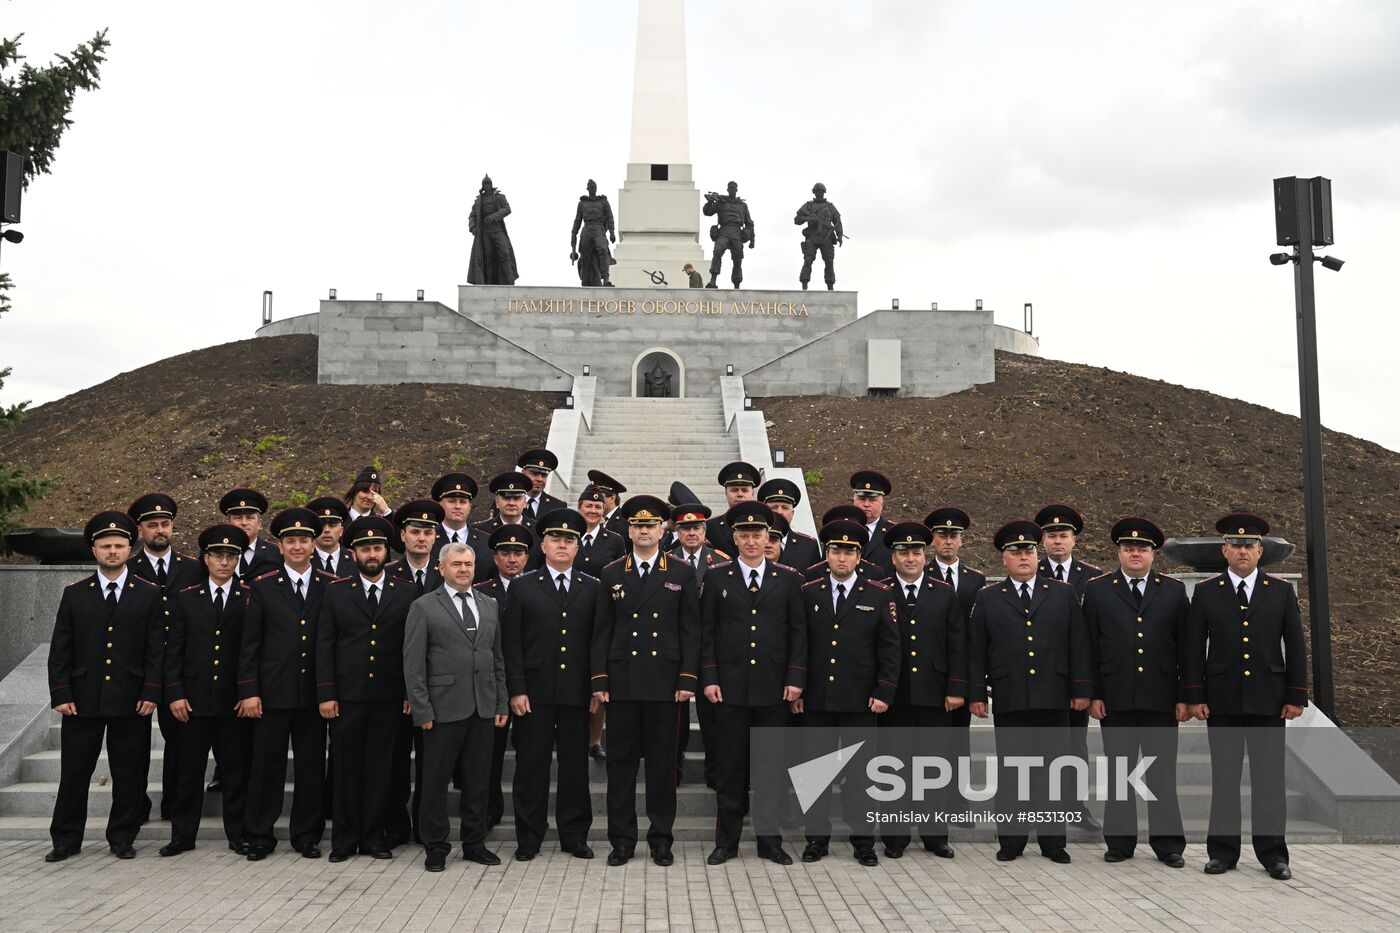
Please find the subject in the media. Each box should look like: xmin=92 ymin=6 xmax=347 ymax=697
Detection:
xmin=403 ymin=542 xmax=509 ymax=872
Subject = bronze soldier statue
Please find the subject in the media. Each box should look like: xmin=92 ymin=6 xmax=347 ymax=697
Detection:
xmin=570 ymin=180 xmax=616 ymax=287
xmin=468 ymin=174 xmax=519 ymax=285
xmin=794 ymin=182 xmax=843 ymax=290
xmin=703 ymin=181 xmax=755 ymax=289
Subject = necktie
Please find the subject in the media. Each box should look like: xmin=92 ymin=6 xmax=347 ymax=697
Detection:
xmin=1130 ymin=578 xmax=1142 ymax=608
xmin=213 ymin=586 xmax=225 ymax=615
xmin=749 ymin=569 xmax=759 ymax=593
xmin=294 ymin=577 xmax=305 ymax=606
xmin=583 ymin=534 xmax=593 ymax=549
xmin=322 ymin=555 xmax=334 ymax=573
xmin=1237 ymin=580 xmax=1249 ymax=610
xmin=450 ymin=531 xmax=460 ymax=545
xmin=944 ymin=566 xmax=954 ymax=586
xmin=415 ymin=569 xmax=425 ymax=594
xmin=639 ymin=560 xmax=650 ymax=580
xmin=105 ymin=581 xmax=118 ymax=614
xmin=689 ymin=553 xmax=698 ymax=570
xmin=835 ymin=582 xmax=848 ymax=615
xmin=526 ymin=498 xmax=537 ymax=520
xmin=557 ymin=573 xmax=568 ymax=596
xmin=367 ymin=583 xmax=378 ymax=612
xmin=1019 ymin=582 xmax=1032 ymax=613
xmin=1055 ymin=564 xmax=1065 ymax=582
xmin=906 ymin=583 xmax=917 ymax=606
xmin=155 ymin=557 xmax=167 ymax=588
xmin=457 ymin=591 xmax=477 ymax=630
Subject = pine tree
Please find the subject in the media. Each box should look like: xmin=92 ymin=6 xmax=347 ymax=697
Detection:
xmin=0 ymin=29 xmax=110 ymax=538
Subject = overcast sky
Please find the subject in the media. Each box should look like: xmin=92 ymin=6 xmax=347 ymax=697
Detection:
xmin=4 ymin=0 xmax=1399 ymax=451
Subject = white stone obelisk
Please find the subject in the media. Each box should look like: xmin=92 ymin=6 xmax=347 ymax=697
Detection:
xmin=610 ymin=0 xmax=704 ymax=288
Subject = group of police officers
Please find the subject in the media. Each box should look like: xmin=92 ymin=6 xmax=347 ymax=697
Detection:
xmin=44 ymin=449 xmax=1308 ymax=881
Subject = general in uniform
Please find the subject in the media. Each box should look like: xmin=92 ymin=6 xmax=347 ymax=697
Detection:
xmin=1184 ymin=513 xmax=1307 ymax=881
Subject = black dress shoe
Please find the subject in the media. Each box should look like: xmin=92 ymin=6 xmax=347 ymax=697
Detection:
xmin=995 ymin=848 xmax=1018 ymax=862
xmin=707 ymin=846 xmax=737 ymax=865
xmin=462 ymin=845 xmax=501 ymax=865
xmin=651 ymin=847 xmax=674 ymax=866
xmin=925 ymin=842 xmax=955 ymax=859
xmin=883 ymin=845 xmax=905 ymax=859
xmin=855 ymin=847 xmax=879 ymax=867
xmin=229 ymin=840 xmax=250 ymax=855
xmin=110 ymin=844 xmax=136 ymax=859
xmin=759 ymin=847 xmax=793 ymax=865
xmin=328 ymin=849 xmax=353 ymax=863
xmin=1160 ymin=853 xmax=1186 ymax=869
xmin=514 ymin=849 xmax=537 ymax=862
xmin=299 ymin=844 xmax=322 ymax=859
xmin=801 ymin=842 xmax=827 ymax=863
xmin=44 ymin=846 xmax=77 ymax=863
xmin=424 ymin=850 xmax=446 ymax=872
xmin=1203 ymin=858 xmax=1235 ymax=874
xmin=246 ymin=846 xmax=270 ymax=861
xmin=1043 ymin=848 xmax=1071 ymax=864
xmin=363 ymin=846 xmax=393 ymax=860
xmin=1267 ymin=862 xmax=1293 ymax=881
xmin=590 ymin=744 xmax=607 ymax=761
xmin=205 ymin=779 xmax=223 ymax=793
xmin=607 ymin=847 xmax=633 ymax=866
xmin=562 ymin=842 xmax=594 ymax=859
xmin=1104 ymin=850 xmax=1128 ymax=863
xmin=159 ymin=841 xmax=194 ymax=857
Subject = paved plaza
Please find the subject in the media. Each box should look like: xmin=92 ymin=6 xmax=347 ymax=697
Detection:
xmin=2 ymin=840 xmax=1399 ymax=932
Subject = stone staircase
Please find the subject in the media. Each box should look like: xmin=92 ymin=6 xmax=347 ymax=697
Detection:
xmin=567 ymin=397 xmax=738 ymax=508
xmin=0 ymin=713 xmax=1342 ymax=843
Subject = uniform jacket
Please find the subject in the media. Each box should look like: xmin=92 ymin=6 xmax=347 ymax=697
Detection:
xmin=433 ymin=524 xmax=493 ymax=584
xmin=968 ymin=577 xmax=1092 ymax=712
xmin=590 ymin=552 xmax=701 ymax=702
xmin=668 ymin=543 xmax=729 ymax=584
xmin=166 ymin=579 xmax=247 ymax=715
xmin=236 ymin=539 xmax=281 ymax=584
xmin=317 ymin=575 xmax=413 ymax=704
xmin=387 ymin=557 xmax=444 ymax=596
xmin=312 ymin=548 xmax=354 ymax=577
xmin=49 ymin=572 xmax=164 ymax=715
xmin=501 ymin=567 xmax=599 ymax=706
xmin=1083 ymin=569 xmax=1190 ymax=712
xmin=929 ymin=561 xmax=987 ymax=622
xmin=804 ymin=556 xmax=890 ymax=585
xmin=128 ymin=549 xmax=203 ymax=595
xmin=1038 ymin=556 xmax=1101 ymax=600
xmin=887 ymin=575 xmax=968 ymax=707
xmin=778 ymin=531 xmax=821 ymax=577
xmin=1183 ymin=571 xmax=1308 ymax=716
xmin=699 ymin=560 xmax=807 ymax=704
xmin=799 ymin=573 xmax=899 ymax=712
xmin=238 ymin=567 xmax=336 ymax=709
xmin=403 ymin=585 xmax=506 ymax=726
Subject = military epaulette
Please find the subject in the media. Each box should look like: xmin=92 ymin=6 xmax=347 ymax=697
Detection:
xmin=178 ymin=583 xmax=204 ymax=594
xmin=132 ymin=575 xmax=159 ymax=588
xmin=601 ymin=555 xmax=630 ymax=572
xmin=928 ymin=575 xmax=953 ymax=588
xmin=313 ymin=569 xmax=338 ymax=580
xmin=711 ymin=560 xmax=735 ymax=573
xmin=978 ymin=579 xmax=997 ymax=589
xmin=1088 ymin=571 xmax=1114 ymax=583
xmin=791 ymin=530 xmax=817 ymax=542
xmin=863 ymin=579 xmax=891 ymax=591
xmin=253 ymin=570 xmax=281 ymax=582
xmin=325 ymin=575 xmax=353 ymax=585
xmin=574 ymin=569 xmax=600 ymax=583
xmin=772 ymin=561 xmax=799 ymax=574
xmin=712 ymin=549 xmax=731 ymax=560
xmin=1260 ymin=573 xmax=1282 ymax=586
xmin=173 ymin=551 xmax=197 ymax=562
xmin=73 ymin=576 xmax=97 ymax=589
xmin=802 ymin=578 xmax=826 ymax=589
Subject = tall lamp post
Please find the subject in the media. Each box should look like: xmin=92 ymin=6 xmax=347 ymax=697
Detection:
xmin=1270 ymin=176 xmax=1344 ymax=720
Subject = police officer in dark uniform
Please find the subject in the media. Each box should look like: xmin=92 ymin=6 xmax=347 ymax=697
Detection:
xmin=502 ymin=508 xmax=600 ymax=860
xmin=384 ymin=500 xmax=446 ymax=846
xmin=851 ymin=470 xmax=896 ymax=577
xmin=125 ymin=492 xmax=202 ymax=821
xmin=587 ymin=469 xmax=628 ymax=538
xmin=45 ymin=512 xmax=165 ymax=862
xmin=700 ymin=501 xmax=806 ymax=865
xmin=318 ymin=516 xmax=413 ymax=861
xmin=431 ymin=472 xmax=493 ymax=584
xmin=1034 ymin=503 xmax=1102 ymax=830
xmin=669 ymin=501 xmax=726 ymax=787
xmin=758 ymin=478 xmax=820 ymax=571
xmin=473 ymin=471 xmax=534 ymax=537
xmin=238 ymin=507 xmax=335 ymax=860
xmin=708 ymin=461 xmax=761 ymax=560
xmin=1083 ymin=517 xmax=1189 ymax=867
xmin=308 ymin=496 xmax=353 ymax=577
xmin=160 ymin=524 xmax=251 ymax=857
xmin=968 ymin=520 xmax=1092 ymax=864
xmin=517 ymin=448 xmax=567 ymax=526
xmin=795 ymin=518 xmax=899 ymax=867
xmin=1184 ymin=513 xmax=1307 ymax=881
xmin=591 ymin=495 xmax=701 ymax=867
xmin=803 ymin=506 xmax=891 ymax=583
xmin=475 ymin=523 xmax=535 ymax=827
xmin=574 ymin=485 xmax=627 ymax=574
xmin=878 ymin=521 xmax=967 ymax=859
xmin=221 ymin=488 xmax=280 ymax=583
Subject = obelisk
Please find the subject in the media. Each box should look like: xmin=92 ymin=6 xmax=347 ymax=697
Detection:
xmin=610 ymin=0 xmax=704 ymax=288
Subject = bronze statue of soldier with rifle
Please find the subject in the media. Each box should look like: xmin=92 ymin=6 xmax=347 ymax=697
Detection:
xmin=703 ymin=181 xmax=755 ymax=289
xmin=570 ymin=180 xmax=616 ymax=287
xmin=794 ymin=182 xmax=844 ymax=291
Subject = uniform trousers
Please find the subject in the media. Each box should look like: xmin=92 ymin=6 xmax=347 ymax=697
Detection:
xmin=512 ymin=703 xmax=591 ymax=852
xmin=605 ymin=699 xmax=681 ymax=850
xmin=170 ymin=716 xmax=246 ymax=846
xmin=51 ymin=715 xmax=151 ymax=850
xmin=244 ymin=707 xmax=325 ymax=850
xmin=1206 ymin=714 xmax=1288 ymax=867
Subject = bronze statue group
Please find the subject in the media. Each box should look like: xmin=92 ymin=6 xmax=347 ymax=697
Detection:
xmin=43 ymin=453 xmax=1307 ymax=882
xmin=468 ymin=176 xmax=844 ymax=291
